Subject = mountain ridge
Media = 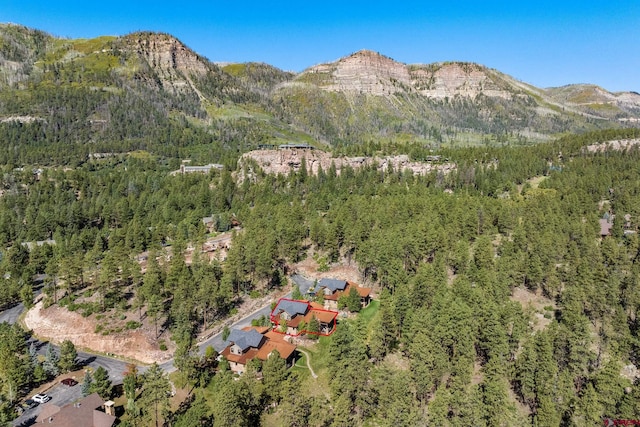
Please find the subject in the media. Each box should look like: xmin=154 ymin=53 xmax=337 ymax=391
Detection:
xmin=1 ymin=23 xmax=639 ymax=164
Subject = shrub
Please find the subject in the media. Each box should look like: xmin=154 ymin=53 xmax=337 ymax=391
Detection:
xmin=125 ymin=321 xmax=142 ymax=330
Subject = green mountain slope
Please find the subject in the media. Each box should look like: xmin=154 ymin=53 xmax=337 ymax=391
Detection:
xmin=0 ymin=25 xmax=312 ymax=165
xmin=274 ymin=50 xmax=640 ymax=146
xmin=1 ymin=24 xmax=639 ymax=165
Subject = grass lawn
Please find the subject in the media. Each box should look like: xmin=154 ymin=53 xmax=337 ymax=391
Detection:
xmin=303 ymin=300 xmax=380 ymax=375
xmin=357 ymin=299 xmax=380 ymax=324
xmin=290 ymin=352 xmax=312 ymax=379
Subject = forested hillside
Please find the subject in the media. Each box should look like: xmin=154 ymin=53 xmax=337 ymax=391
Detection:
xmin=0 ymin=24 xmax=308 ymax=166
xmin=2 ymin=23 xmax=639 ymax=168
xmin=0 ymin=126 xmax=639 ymax=425
xmin=2 ymin=23 xmax=640 ymax=427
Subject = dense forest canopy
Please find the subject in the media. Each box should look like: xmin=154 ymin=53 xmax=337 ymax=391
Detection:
xmin=0 ymin=126 xmax=639 ymax=425
xmin=2 ymin=23 xmax=640 ymax=427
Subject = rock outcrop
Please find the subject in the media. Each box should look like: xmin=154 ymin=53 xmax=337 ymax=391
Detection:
xmin=410 ymin=62 xmax=513 ymax=99
xmin=300 ymin=51 xmax=514 ymax=99
xmin=239 ymin=148 xmax=456 ymax=180
xmin=306 ymin=50 xmax=411 ymax=95
xmin=121 ymin=32 xmax=210 ymax=93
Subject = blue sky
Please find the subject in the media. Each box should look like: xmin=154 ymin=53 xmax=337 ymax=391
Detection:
xmin=3 ymin=0 xmax=639 ymax=91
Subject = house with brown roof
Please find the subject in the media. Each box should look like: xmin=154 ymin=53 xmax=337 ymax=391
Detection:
xmin=270 ymin=298 xmax=338 ymax=336
xmin=220 ymin=326 xmax=297 ymax=374
xmin=318 ymin=278 xmax=372 ymax=311
xmin=34 ymin=392 xmax=115 ymax=427
xmin=600 ymin=213 xmax=635 ymax=237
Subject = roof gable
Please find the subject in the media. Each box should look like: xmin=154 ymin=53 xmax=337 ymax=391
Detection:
xmin=273 ymin=299 xmax=309 ymax=317
xmin=34 ymin=393 xmax=115 ymax=427
xmin=225 ymin=328 xmax=265 ymax=351
xmin=318 ymin=278 xmax=347 ymax=292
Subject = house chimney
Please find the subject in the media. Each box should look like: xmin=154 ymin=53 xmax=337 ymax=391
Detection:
xmin=104 ymin=400 xmax=115 ymax=416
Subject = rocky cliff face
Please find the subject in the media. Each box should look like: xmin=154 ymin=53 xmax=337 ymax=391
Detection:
xmin=121 ymin=32 xmax=210 ymax=93
xmin=410 ymin=62 xmax=513 ymax=99
xmin=239 ymin=148 xmax=456 ymax=180
xmin=306 ymin=50 xmax=412 ymax=95
xmin=300 ymin=51 xmax=514 ymax=99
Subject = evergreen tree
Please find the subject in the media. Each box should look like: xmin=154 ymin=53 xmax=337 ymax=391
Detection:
xmin=82 ymin=371 xmax=93 ymax=397
xmin=262 ymin=350 xmax=288 ymax=404
xmin=292 ymin=284 xmax=303 ymax=300
xmin=58 ymin=339 xmax=77 ymax=373
xmin=140 ymin=363 xmax=170 ymax=427
xmin=90 ymin=366 xmax=112 ymax=399
xmin=43 ymin=343 xmax=59 ymax=377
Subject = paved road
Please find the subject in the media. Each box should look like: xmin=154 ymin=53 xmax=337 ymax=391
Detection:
xmin=0 ymin=302 xmax=25 ymax=325
xmin=196 ymin=273 xmax=315 ymax=353
xmin=28 ymin=340 xmax=129 ymax=384
xmin=3 ymin=273 xmax=317 ymax=422
xmin=13 ymin=380 xmax=84 ymax=426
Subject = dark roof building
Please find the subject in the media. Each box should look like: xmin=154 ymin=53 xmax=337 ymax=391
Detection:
xmin=270 ymin=298 xmax=339 ymax=336
xmin=271 ymin=299 xmax=310 ymax=318
xmin=278 ymin=143 xmax=314 ymax=150
xmin=224 ymin=328 xmax=265 ymax=351
xmin=318 ymin=278 xmax=348 ymax=293
xmin=220 ymin=327 xmax=297 ymax=374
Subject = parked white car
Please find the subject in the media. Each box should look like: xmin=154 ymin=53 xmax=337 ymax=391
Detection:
xmin=31 ymin=393 xmax=50 ymax=404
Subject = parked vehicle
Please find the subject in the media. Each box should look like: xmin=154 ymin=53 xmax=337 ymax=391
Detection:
xmin=22 ymin=399 xmax=38 ymax=409
xmin=32 ymin=393 xmax=50 ymax=403
xmin=61 ymin=378 xmax=78 ymax=386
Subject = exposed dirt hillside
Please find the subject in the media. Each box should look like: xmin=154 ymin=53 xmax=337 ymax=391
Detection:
xmin=24 ymin=300 xmax=171 ymax=364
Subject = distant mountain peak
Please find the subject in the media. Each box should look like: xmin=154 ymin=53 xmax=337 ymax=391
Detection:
xmin=300 ymin=49 xmax=410 ymax=95
xmin=297 ymin=50 xmax=516 ymax=99
xmin=118 ymin=31 xmax=213 ymax=94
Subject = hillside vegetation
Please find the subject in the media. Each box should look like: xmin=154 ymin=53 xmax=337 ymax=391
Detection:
xmin=1 ymin=127 xmax=640 ymax=425
xmin=1 ymin=23 xmax=640 ymax=426
xmin=1 ymin=24 xmax=639 ymax=168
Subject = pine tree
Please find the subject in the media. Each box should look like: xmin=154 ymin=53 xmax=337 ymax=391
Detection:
xmin=292 ymin=284 xmax=303 ymax=300
xmin=82 ymin=371 xmax=93 ymax=397
xmin=147 ymin=294 xmax=163 ymax=339
xmin=58 ymin=339 xmax=77 ymax=373
xmin=307 ymin=315 xmax=320 ymax=339
xmin=90 ymin=366 xmax=112 ymax=399
xmin=43 ymin=343 xmax=59 ymax=377
xmin=262 ymin=350 xmax=288 ymax=404
xmin=140 ymin=363 xmax=170 ymax=427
